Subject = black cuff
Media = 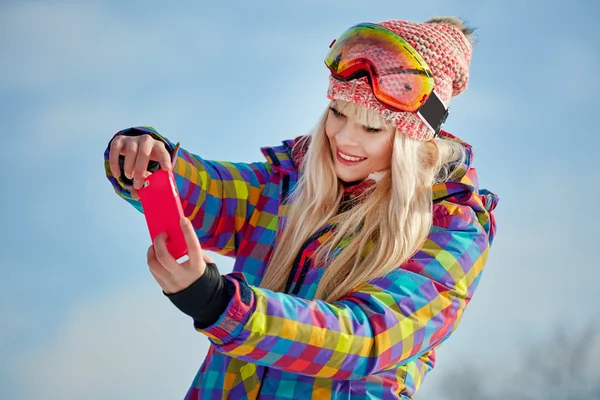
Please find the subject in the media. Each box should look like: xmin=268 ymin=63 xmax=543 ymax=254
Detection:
xmin=165 ymin=263 xmax=233 ymax=328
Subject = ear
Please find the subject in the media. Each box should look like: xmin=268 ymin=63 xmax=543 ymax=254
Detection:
xmin=423 ymin=140 xmax=439 ymax=170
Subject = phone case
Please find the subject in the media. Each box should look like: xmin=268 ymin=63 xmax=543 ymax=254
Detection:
xmin=137 ymin=143 xmax=188 ymax=260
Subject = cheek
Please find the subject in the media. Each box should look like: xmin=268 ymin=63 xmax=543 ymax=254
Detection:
xmin=324 ymin=119 xmax=334 ymax=140
xmin=325 ymin=116 xmax=343 ymax=140
xmin=367 ymin=136 xmax=394 ymax=169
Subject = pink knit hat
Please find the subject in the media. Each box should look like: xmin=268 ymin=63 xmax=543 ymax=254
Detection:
xmin=326 ymin=18 xmax=473 ymax=141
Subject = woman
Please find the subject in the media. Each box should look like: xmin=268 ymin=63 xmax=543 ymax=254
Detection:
xmin=104 ymin=16 xmax=498 ymax=400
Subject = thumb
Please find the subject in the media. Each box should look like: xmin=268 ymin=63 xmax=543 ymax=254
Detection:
xmin=180 ymin=217 xmax=202 ymax=261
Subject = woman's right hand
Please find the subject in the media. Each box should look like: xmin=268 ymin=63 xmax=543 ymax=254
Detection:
xmin=108 ymin=134 xmax=173 ymax=200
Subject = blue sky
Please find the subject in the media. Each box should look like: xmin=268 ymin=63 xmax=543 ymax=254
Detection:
xmin=1 ymin=1 xmax=598 ymax=399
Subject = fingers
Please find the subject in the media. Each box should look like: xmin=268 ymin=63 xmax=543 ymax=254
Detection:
xmin=109 ymin=134 xmax=172 ymax=188
xmin=153 ymin=232 xmax=177 ymax=273
xmin=180 ymin=217 xmax=202 ymax=262
xmin=152 ymin=142 xmax=172 ymax=172
xmin=133 ymin=136 xmax=154 ymax=189
xmin=148 ymin=227 xmax=207 ymax=294
xmin=109 ymin=136 xmax=124 ymax=178
xmin=123 ymin=140 xmax=138 ymax=180
xmin=147 ymin=245 xmax=169 ymax=286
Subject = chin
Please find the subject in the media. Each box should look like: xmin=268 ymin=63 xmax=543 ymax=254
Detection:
xmin=334 ymin=166 xmax=367 ymax=183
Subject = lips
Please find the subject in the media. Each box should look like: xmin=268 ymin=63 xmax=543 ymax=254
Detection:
xmin=336 ymin=149 xmax=366 ymax=166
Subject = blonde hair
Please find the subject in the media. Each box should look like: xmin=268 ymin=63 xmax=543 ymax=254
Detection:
xmin=259 ymin=101 xmax=466 ymax=302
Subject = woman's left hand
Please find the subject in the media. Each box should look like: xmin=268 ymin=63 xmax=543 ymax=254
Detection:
xmin=147 ymin=217 xmax=214 ymax=294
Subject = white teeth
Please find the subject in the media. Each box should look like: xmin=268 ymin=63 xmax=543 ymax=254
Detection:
xmin=338 ymin=151 xmax=364 ymax=162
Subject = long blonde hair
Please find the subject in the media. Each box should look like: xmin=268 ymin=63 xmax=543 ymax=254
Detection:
xmin=258 ymin=100 xmax=466 ymax=302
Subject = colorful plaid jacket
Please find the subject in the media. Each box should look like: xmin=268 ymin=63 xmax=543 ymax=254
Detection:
xmin=104 ymin=126 xmax=498 ymax=399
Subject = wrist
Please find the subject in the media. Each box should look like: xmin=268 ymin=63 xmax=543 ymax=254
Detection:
xmin=164 ymin=263 xmax=232 ymax=326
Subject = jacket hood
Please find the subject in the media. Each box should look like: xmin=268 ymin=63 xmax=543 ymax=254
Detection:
xmin=432 ymin=131 xmax=498 ymax=244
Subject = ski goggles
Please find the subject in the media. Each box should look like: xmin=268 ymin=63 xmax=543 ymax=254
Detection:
xmin=325 ymin=22 xmax=449 ymax=136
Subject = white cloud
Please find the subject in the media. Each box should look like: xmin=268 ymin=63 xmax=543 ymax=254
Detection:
xmin=11 ymin=279 xmax=212 ymax=400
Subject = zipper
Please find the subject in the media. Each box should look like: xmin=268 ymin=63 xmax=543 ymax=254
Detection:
xmin=281 ymin=174 xmax=290 ymax=203
xmin=284 ymin=224 xmax=334 ymax=294
xmin=293 ymin=257 xmax=312 ymax=295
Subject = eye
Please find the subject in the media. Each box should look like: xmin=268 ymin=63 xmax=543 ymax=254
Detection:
xmin=364 ymin=126 xmax=383 ymax=133
xmin=329 ymin=107 xmax=345 ymax=118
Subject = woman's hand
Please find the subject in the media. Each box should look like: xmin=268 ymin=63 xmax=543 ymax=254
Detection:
xmin=147 ymin=217 xmax=214 ymax=294
xmin=108 ymin=134 xmax=172 ymax=200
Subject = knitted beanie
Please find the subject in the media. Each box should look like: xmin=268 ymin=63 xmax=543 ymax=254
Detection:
xmin=326 ymin=18 xmax=473 ymax=141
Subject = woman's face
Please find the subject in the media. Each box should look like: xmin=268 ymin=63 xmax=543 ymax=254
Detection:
xmin=325 ymin=104 xmax=395 ymax=183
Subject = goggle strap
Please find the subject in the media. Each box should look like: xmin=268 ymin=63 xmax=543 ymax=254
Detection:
xmin=416 ymin=90 xmax=449 ymax=138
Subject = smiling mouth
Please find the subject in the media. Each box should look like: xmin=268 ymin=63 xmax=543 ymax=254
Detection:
xmin=336 ymin=149 xmax=367 ymax=164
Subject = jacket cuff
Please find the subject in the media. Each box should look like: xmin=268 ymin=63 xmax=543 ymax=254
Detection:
xmin=110 ymin=126 xmax=175 ymax=152
xmin=194 ymin=272 xmax=255 ymax=346
xmin=165 ymin=263 xmax=232 ymax=328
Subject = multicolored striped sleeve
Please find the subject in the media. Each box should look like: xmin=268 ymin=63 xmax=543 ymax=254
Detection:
xmin=104 ymin=126 xmax=274 ymax=257
xmin=196 ymin=202 xmax=491 ymax=379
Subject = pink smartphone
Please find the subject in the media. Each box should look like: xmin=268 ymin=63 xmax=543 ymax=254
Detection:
xmin=137 ymin=143 xmax=188 ymax=260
